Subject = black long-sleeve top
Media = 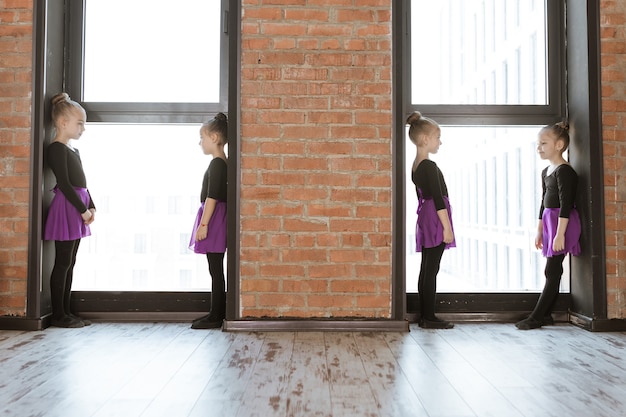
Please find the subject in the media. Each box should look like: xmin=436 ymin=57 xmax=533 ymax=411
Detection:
xmin=200 ymin=157 xmax=227 ymax=202
xmin=47 ymin=141 xmax=95 ymax=213
xmin=412 ymin=159 xmax=449 ymax=211
xmin=539 ymin=164 xmax=577 ymax=219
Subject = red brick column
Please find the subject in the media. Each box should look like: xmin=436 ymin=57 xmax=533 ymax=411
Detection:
xmin=239 ymin=1 xmax=393 ymax=318
xmin=0 ymin=0 xmax=33 ymax=316
xmin=600 ymin=0 xmax=626 ymax=318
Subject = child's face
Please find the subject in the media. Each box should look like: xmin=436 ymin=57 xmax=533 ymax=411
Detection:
xmin=199 ymin=128 xmax=218 ymax=155
xmin=536 ymin=132 xmax=563 ymax=161
xmin=60 ymin=108 xmax=86 ymax=140
xmin=425 ymin=128 xmax=442 ymax=154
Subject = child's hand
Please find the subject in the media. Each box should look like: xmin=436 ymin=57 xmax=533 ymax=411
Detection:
xmin=196 ymin=225 xmax=208 ymax=241
xmin=81 ymin=210 xmax=93 ymax=223
xmin=443 ymin=228 xmax=454 ymax=244
xmin=84 ymin=209 xmax=96 ymax=225
xmin=535 ymin=232 xmax=543 ymax=250
xmin=552 ymin=235 xmax=565 ymax=252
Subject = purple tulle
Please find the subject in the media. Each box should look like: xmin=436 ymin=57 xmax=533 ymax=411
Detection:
xmin=189 ymin=201 xmax=227 ymax=254
xmin=44 ymin=187 xmax=91 ymax=241
xmin=541 ymin=207 xmax=581 ymax=257
xmin=415 ymin=196 xmax=456 ymax=252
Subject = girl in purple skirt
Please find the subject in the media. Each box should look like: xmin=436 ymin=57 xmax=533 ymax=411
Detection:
xmin=189 ymin=113 xmax=228 ymax=329
xmin=44 ymin=93 xmax=95 ymax=328
xmin=516 ymin=123 xmax=581 ymax=330
xmin=407 ymin=111 xmax=456 ymax=329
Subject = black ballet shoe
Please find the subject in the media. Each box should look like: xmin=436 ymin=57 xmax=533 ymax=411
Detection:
xmin=51 ymin=316 xmax=84 ymax=329
xmin=515 ymin=317 xmax=543 ymax=330
xmin=192 ymin=313 xmax=213 ymax=324
xmin=191 ymin=317 xmax=224 ymax=329
xmin=70 ymin=314 xmax=92 ymax=326
xmin=193 ymin=307 xmax=225 ymax=321
xmin=542 ymin=315 xmax=554 ymax=326
xmin=420 ymin=317 xmax=454 ymax=329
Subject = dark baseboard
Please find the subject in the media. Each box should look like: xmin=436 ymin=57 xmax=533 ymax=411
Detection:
xmin=223 ymin=319 xmax=410 ymax=332
xmin=569 ymin=311 xmax=626 ymax=332
xmin=79 ymin=312 xmax=203 ymax=322
xmin=0 ymin=316 xmax=46 ymax=331
xmin=5 ymin=310 xmax=623 ymax=332
xmin=405 ymin=311 xmax=570 ymax=324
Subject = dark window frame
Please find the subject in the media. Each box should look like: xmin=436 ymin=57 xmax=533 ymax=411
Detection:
xmin=23 ymin=0 xmax=239 ymax=328
xmin=393 ymin=0 xmax=607 ymax=326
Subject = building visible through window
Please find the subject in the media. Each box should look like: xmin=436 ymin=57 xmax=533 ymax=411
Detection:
xmin=407 ymin=0 xmax=569 ymax=292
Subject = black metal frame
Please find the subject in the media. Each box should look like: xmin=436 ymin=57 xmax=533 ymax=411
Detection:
xmin=566 ymin=0 xmax=609 ymax=330
xmin=21 ymin=0 xmax=67 ymax=331
xmin=393 ymin=0 xmax=614 ymax=329
xmin=17 ymin=0 xmax=235 ymax=330
xmin=225 ymin=0 xmax=241 ymax=322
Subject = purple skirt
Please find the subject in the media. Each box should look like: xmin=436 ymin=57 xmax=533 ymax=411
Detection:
xmin=44 ymin=187 xmax=91 ymax=241
xmin=415 ymin=196 xmax=456 ymax=252
xmin=189 ymin=201 xmax=227 ymax=254
xmin=542 ymin=207 xmax=581 ymax=257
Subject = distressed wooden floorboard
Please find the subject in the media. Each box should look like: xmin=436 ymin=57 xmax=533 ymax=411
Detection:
xmin=325 ymin=332 xmax=383 ymax=417
xmin=187 ymin=331 xmax=266 ymax=416
xmin=235 ymin=332 xmax=297 ymax=417
xmin=283 ymin=332 xmax=332 ymax=417
xmin=353 ymin=332 xmax=429 ymax=417
xmin=1 ymin=323 xmax=626 ymax=417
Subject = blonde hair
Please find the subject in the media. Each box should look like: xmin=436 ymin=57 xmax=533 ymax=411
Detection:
xmin=201 ymin=112 xmax=228 ymax=146
xmin=540 ymin=121 xmax=570 ymax=152
xmin=406 ymin=111 xmax=439 ymax=146
xmin=51 ymin=93 xmax=85 ymax=127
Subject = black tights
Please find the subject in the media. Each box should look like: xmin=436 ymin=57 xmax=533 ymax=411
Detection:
xmin=418 ymin=243 xmax=446 ymax=320
xmin=530 ymin=254 xmax=565 ymax=320
xmin=207 ymin=252 xmax=226 ymax=318
xmin=50 ymin=239 xmax=81 ymax=319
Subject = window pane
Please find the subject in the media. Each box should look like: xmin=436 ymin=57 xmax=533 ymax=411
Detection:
xmin=406 ymin=126 xmax=570 ymax=292
xmin=411 ymin=0 xmax=547 ymax=105
xmin=72 ymin=124 xmax=223 ymax=291
xmin=84 ymin=0 xmax=221 ymax=103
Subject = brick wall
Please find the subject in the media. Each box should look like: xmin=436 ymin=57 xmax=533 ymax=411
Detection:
xmin=0 ymin=0 xmax=33 ymax=316
xmin=239 ymin=0 xmax=393 ymax=318
xmin=601 ymin=0 xmax=626 ymax=318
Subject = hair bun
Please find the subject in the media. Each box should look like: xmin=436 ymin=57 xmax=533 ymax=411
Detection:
xmin=406 ymin=111 xmax=423 ymax=125
xmin=555 ymin=121 xmax=569 ymax=131
xmin=51 ymin=92 xmax=71 ymax=106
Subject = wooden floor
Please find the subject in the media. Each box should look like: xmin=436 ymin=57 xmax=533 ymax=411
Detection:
xmin=1 ymin=322 xmax=625 ymax=417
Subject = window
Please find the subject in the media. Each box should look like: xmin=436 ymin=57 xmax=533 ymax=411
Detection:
xmin=411 ymin=0 xmax=548 ymax=105
xmin=67 ymin=0 xmax=228 ymax=122
xmin=83 ymin=1 xmax=221 ymax=104
xmin=72 ymin=124 xmax=217 ymax=291
xmin=66 ymin=1 xmax=229 ymax=291
xmin=406 ymin=0 xmax=567 ymax=293
xmin=405 ymin=126 xmax=571 ymax=292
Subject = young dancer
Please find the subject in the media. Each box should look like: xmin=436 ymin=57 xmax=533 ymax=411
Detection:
xmin=407 ymin=111 xmax=456 ymax=329
xmin=190 ymin=113 xmax=228 ymax=329
xmin=516 ymin=123 xmax=581 ymax=330
xmin=44 ymin=93 xmax=95 ymax=328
